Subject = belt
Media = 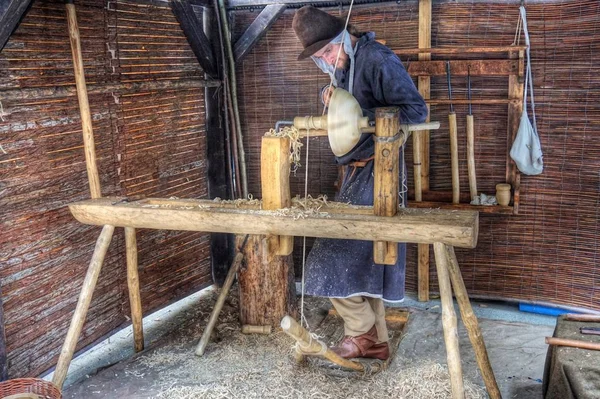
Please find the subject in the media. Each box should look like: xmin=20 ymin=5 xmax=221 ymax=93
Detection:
xmin=345 ymin=156 xmax=375 ymax=180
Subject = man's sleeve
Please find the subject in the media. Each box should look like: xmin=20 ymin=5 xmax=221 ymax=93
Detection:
xmin=373 ymin=55 xmax=428 ymax=124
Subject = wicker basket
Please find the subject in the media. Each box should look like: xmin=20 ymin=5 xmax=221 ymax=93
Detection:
xmin=0 ymin=378 xmax=61 ymax=399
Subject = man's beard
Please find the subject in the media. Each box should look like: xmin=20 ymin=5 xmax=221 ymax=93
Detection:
xmin=339 ymin=57 xmax=350 ymax=71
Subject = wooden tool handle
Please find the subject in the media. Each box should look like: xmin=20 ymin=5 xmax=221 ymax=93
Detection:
xmin=466 ymin=115 xmax=477 ymax=201
xmin=546 ymin=337 xmax=600 ymax=351
xmin=565 ymin=314 xmax=600 ymax=322
xmin=448 ymin=112 xmax=460 ymax=204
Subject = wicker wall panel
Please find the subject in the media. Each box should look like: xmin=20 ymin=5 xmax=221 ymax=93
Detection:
xmin=0 ymin=0 xmax=211 ymax=378
xmin=233 ymin=0 xmax=600 ymax=311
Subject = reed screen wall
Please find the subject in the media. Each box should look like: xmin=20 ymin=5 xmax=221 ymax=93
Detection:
xmin=0 ymin=0 xmax=211 ymax=377
xmin=233 ymin=0 xmax=600 ymax=312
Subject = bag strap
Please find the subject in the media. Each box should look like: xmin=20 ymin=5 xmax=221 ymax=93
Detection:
xmin=520 ymin=5 xmax=539 ymax=137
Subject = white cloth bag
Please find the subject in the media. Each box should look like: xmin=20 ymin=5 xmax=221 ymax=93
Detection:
xmin=510 ymin=6 xmax=543 ymax=175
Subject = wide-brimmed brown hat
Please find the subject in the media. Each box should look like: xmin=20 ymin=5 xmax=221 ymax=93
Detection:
xmin=292 ymin=6 xmax=346 ymax=60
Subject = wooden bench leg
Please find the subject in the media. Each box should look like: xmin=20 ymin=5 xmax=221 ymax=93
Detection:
xmin=125 ymin=227 xmax=144 ymax=353
xmin=443 ymin=244 xmax=501 ymax=399
xmin=53 ymin=225 xmax=115 ymax=389
xmin=433 ymin=242 xmax=465 ymax=399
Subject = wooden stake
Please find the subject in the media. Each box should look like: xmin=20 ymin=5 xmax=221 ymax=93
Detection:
xmin=433 ymin=242 xmax=465 ymax=399
xmin=449 ymin=112 xmax=460 ymax=205
xmin=564 ymin=314 xmax=600 ymax=323
xmin=65 ymin=1 xmax=101 ymax=199
xmin=241 ymin=325 xmax=272 ymax=334
xmin=53 ymin=225 xmax=115 ymax=389
xmin=260 ymin=136 xmax=293 ymax=255
xmin=444 ymin=245 xmax=501 ymax=399
xmin=416 ymin=0 xmax=432 ymax=302
xmin=125 ymin=227 xmax=144 ymax=353
xmin=373 ymin=107 xmax=400 ymax=265
xmin=280 ymin=316 xmax=364 ymax=372
xmin=196 ymin=235 xmax=248 ymax=356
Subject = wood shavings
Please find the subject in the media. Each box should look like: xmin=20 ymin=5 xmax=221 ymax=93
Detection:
xmin=264 ymin=126 xmax=303 ymax=174
xmin=212 ymin=195 xmax=263 ymax=208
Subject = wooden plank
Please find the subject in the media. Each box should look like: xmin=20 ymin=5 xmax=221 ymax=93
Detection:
xmin=234 ymin=4 xmax=286 ymax=63
xmin=0 ymin=0 xmax=32 ymax=52
xmin=407 ymin=59 xmax=519 ymax=77
xmin=68 ymin=197 xmax=480 ymax=248
xmin=171 ymin=0 xmax=218 ymax=78
xmin=373 ymin=108 xmax=400 ymax=265
xmin=261 ymin=136 xmax=293 ymax=255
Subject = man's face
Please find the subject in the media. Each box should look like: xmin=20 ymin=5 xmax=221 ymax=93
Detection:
xmin=313 ymin=42 xmax=350 ymax=70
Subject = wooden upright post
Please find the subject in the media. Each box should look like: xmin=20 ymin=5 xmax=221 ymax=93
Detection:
xmin=373 ymin=107 xmax=400 ymax=265
xmin=125 ymin=227 xmax=144 ymax=353
xmin=260 ymin=136 xmax=293 ymax=255
xmin=53 ymin=225 xmax=115 ymax=389
xmin=417 ymin=0 xmax=432 ymax=301
xmin=65 ymin=0 xmax=101 ymax=199
xmin=433 ymin=242 xmax=465 ymax=399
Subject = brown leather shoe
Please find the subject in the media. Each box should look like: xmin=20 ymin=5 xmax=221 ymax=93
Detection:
xmin=363 ymin=341 xmax=389 ymax=360
xmin=331 ymin=325 xmax=380 ymax=359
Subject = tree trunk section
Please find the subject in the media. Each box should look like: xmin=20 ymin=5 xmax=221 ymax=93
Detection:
xmin=238 ymin=235 xmax=296 ymax=326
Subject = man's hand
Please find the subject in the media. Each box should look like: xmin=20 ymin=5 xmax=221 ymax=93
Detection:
xmin=321 ymin=84 xmax=335 ymax=107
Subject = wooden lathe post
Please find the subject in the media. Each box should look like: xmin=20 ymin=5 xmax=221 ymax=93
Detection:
xmin=373 ymin=107 xmax=400 ymax=265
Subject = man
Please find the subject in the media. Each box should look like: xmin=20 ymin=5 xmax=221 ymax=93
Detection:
xmin=292 ymin=6 xmax=428 ymax=360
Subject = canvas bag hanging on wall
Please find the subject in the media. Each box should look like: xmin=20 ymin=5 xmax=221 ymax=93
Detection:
xmin=510 ymin=5 xmax=543 ymax=175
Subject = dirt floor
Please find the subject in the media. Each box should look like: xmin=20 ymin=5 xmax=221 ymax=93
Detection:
xmin=62 ymin=288 xmax=554 ymax=398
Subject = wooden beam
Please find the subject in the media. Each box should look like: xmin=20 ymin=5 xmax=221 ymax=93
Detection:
xmin=0 ymin=284 xmax=7 ymax=381
xmin=396 ymin=45 xmax=528 ymax=55
xmin=407 ymin=59 xmax=519 ymax=77
xmin=171 ymin=0 xmax=218 ymax=78
xmin=0 ymin=79 xmax=220 ymax=102
xmin=0 ymin=0 xmax=32 ymax=52
xmin=234 ymin=4 xmax=286 ymax=63
xmin=506 ymin=50 xmax=524 ymax=215
xmin=125 ymin=227 xmax=144 ymax=353
xmin=68 ymin=197 xmax=479 ymax=248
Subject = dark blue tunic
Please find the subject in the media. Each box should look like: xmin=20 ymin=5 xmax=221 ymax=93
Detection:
xmin=304 ymin=32 xmax=428 ymax=302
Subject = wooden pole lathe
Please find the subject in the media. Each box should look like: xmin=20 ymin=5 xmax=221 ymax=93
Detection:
xmin=125 ymin=227 xmax=144 ymax=353
xmin=261 ymin=137 xmax=293 ymax=256
xmin=65 ymin=0 xmax=101 ymax=199
xmin=433 ymin=242 xmax=465 ymax=399
xmin=53 ymin=225 xmax=115 ymax=389
xmin=444 ymin=245 xmax=500 ymax=399
xmin=373 ymin=107 xmax=400 ymax=265
xmin=417 ymin=0 xmax=432 ymax=302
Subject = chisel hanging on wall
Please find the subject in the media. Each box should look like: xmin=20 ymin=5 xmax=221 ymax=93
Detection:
xmin=466 ymin=66 xmax=478 ymax=201
xmin=446 ymin=61 xmax=460 ymax=204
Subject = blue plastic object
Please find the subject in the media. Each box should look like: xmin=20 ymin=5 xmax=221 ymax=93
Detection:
xmin=519 ymin=303 xmax=576 ymax=317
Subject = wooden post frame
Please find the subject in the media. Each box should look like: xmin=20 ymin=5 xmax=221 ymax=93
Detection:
xmin=53 ymin=225 xmax=115 ymax=389
xmin=417 ymin=0 xmax=432 ymax=302
xmin=373 ymin=107 xmax=400 ymax=265
xmin=65 ymin=0 xmax=101 ymax=199
xmin=260 ymin=136 xmax=294 ymax=255
xmin=433 ymin=242 xmax=465 ymax=399
xmin=125 ymin=227 xmax=144 ymax=353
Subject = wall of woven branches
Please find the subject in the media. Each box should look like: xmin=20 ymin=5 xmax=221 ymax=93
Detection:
xmin=233 ymin=0 xmax=600 ymax=312
xmin=0 ymin=0 xmax=211 ymax=377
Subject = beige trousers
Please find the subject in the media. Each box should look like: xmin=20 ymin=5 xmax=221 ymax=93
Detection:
xmin=330 ymin=296 xmax=388 ymax=343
